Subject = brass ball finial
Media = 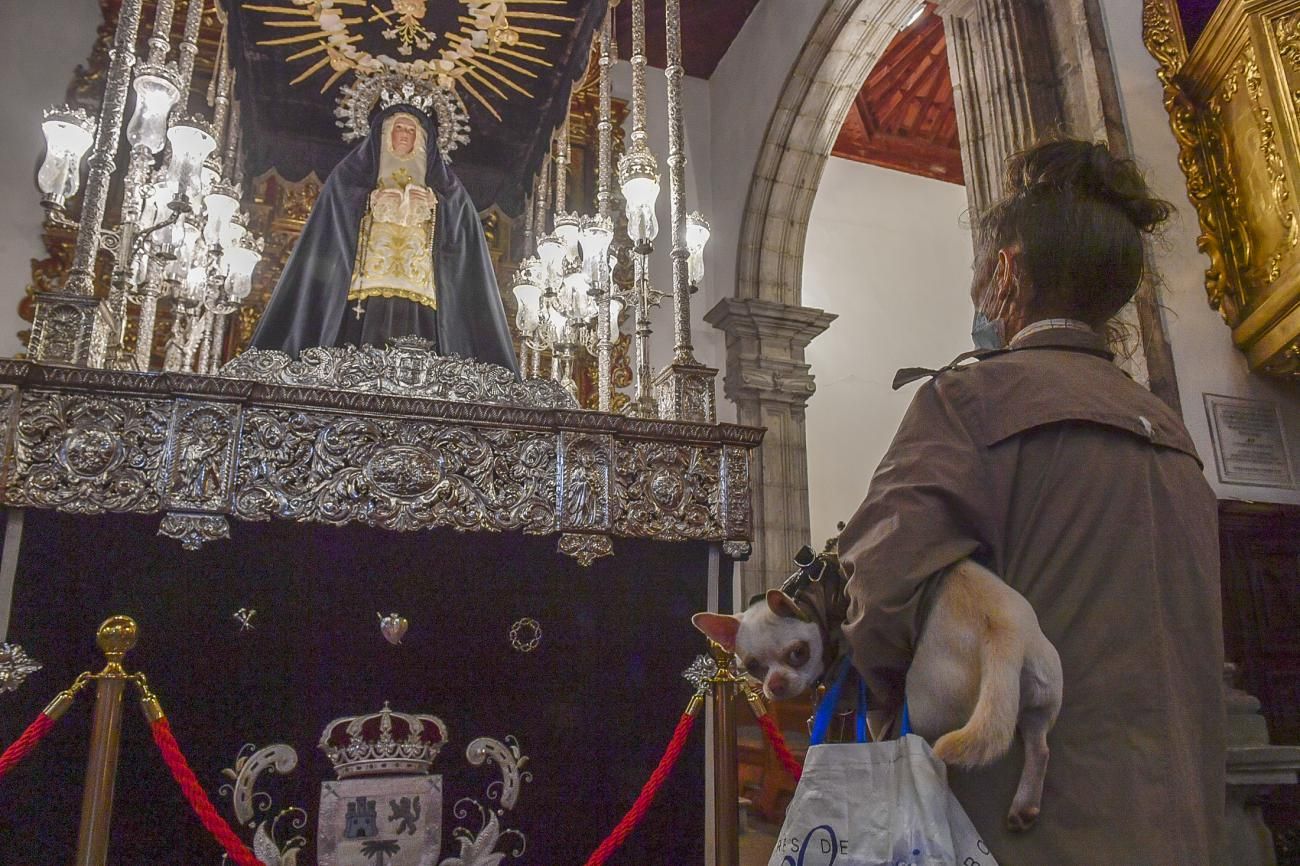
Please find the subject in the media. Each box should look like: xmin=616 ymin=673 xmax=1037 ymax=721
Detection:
xmin=96 ymin=615 xmax=138 ymax=662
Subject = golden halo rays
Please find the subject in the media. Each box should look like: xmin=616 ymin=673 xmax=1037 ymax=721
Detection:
xmin=248 ymin=0 xmax=573 ymax=119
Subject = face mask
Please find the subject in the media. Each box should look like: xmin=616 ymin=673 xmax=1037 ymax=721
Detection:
xmin=971 ymin=253 xmax=1013 ymax=350
xmin=971 ymin=309 xmax=1005 ymax=350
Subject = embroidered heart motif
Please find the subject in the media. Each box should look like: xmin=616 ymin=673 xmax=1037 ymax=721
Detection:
xmin=378 ymin=612 xmax=408 ymax=645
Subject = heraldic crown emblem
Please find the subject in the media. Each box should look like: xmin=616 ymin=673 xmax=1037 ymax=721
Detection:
xmin=318 ymin=701 xmax=449 ymax=778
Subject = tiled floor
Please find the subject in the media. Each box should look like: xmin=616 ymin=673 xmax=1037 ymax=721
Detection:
xmin=739 ymin=811 xmax=781 ymax=864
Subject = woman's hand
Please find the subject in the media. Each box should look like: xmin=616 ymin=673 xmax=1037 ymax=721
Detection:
xmin=407 ymin=186 xmax=434 ymax=208
xmin=373 ymin=187 xmax=404 ymax=207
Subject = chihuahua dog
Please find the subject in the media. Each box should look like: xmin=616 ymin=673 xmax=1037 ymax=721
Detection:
xmin=693 ymin=554 xmax=1062 ymax=831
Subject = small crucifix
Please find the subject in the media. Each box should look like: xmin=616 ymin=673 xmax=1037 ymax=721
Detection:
xmin=352 ymin=298 xmax=366 ymax=320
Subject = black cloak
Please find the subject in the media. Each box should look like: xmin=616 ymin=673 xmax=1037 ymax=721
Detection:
xmin=248 ymin=104 xmax=519 ymax=374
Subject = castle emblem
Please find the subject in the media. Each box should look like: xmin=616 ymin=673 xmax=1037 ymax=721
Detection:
xmin=317 ymin=703 xmax=446 ymax=866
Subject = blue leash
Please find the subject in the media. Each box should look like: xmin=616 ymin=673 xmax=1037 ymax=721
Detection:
xmin=811 ymin=659 xmax=912 ymax=745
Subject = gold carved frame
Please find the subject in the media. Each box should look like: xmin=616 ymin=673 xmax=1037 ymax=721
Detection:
xmin=1144 ymin=0 xmax=1300 ymax=378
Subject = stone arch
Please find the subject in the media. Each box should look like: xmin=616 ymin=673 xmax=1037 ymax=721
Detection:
xmin=735 ymin=0 xmax=922 ymax=308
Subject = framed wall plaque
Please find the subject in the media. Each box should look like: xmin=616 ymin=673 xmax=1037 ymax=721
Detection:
xmin=1204 ymin=393 xmax=1296 ymax=489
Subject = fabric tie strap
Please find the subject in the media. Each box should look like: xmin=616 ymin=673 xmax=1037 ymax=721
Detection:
xmin=892 ymin=348 xmax=1008 ymax=391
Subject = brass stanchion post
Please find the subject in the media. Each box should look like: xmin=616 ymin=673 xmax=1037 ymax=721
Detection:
xmin=707 ymin=640 xmax=740 ymax=866
xmin=74 ymin=615 xmax=137 ymax=866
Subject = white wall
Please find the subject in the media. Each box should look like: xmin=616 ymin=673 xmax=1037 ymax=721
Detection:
xmin=705 ymin=0 xmax=828 ymax=423
xmin=1099 ymin=0 xmax=1300 ymax=504
xmin=0 ymin=0 xmax=102 ymax=358
xmin=803 ymin=158 xmax=974 ymax=541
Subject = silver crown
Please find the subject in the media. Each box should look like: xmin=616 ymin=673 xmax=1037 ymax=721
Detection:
xmin=319 ymin=701 xmax=449 ymax=778
xmin=379 ymin=79 xmax=437 ymax=116
xmin=335 ymin=71 xmax=472 ymax=160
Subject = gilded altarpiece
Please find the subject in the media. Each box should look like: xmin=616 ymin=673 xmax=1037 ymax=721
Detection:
xmin=1145 ymin=0 xmax=1300 ymax=378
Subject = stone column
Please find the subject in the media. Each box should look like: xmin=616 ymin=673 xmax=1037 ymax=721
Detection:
xmin=706 ymin=298 xmax=835 ymax=601
xmin=939 ymin=0 xmax=1062 ymax=218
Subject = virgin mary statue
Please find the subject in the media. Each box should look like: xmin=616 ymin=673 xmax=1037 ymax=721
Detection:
xmin=248 ymin=103 xmax=519 ymax=374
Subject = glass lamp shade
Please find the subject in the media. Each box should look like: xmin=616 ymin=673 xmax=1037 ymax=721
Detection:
xmin=512 ymin=280 xmax=541 ymax=318
xmin=141 ymin=180 xmax=177 ymax=228
xmin=517 ymin=255 xmax=544 ymax=286
xmin=175 ymin=263 xmax=209 ymax=305
xmin=578 ymin=216 xmax=613 ymax=282
xmin=200 ymin=158 xmax=221 ymax=198
xmin=513 ymin=287 xmax=540 ymax=335
xmin=201 ymin=188 xmax=240 ymax=243
xmin=547 ymin=305 xmax=568 ymax=337
xmin=562 ymin=271 xmax=595 ymax=321
xmin=537 ymin=233 xmax=565 ymax=281
xmin=622 ymin=175 xmax=660 ymax=245
xmin=38 ymin=114 xmax=95 ymax=203
xmin=685 ymin=212 xmax=711 ymax=286
xmin=514 ymin=304 xmax=537 ymax=336
xmin=224 ymin=241 xmax=261 ymax=302
xmin=553 ymin=212 xmax=580 ymax=259
xmin=160 ymin=219 xmax=201 ymax=268
xmin=126 ymin=72 xmax=181 ymax=153
xmin=203 ymin=190 xmax=240 ymax=247
xmin=165 ymin=123 xmax=217 ymax=201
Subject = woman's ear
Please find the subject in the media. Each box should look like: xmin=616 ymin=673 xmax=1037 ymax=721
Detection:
xmin=996 ymin=246 xmax=1032 ymax=317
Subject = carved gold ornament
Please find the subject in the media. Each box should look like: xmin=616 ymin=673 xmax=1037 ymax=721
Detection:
xmin=1142 ymin=0 xmax=1300 ymax=379
xmin=247 ymin=0 xmax=572 ymax=121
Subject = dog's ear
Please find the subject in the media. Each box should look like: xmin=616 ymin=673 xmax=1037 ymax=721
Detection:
xmin=766 ymin=589 xmax=811 ymax=622
xmin=691 ymin=612 xmax=742 ymax=651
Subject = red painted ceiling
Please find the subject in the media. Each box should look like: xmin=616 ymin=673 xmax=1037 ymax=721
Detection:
xmin=832 ymin=4 xmax=963 ymax=185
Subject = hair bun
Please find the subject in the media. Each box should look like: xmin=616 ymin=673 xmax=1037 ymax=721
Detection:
xmin=1084 ymin=143 xmax=1172 ymax=231
xmin=1010 ymin=139 xmax=1172 ymax=232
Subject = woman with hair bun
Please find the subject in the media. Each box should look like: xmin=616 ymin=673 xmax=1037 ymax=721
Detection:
xmin=839 ymin=139 xmax=1223 ymax=864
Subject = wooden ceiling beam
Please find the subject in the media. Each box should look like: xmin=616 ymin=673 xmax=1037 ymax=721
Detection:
xmin=831 ymin=6 xmax=962 ymax=184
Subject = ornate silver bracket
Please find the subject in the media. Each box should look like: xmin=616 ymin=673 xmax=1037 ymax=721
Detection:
xmin=722 ymin=540 xmax=752 ymax=561
xmin=158 ymin=512 xmax=231 ymax=550
xmin=29 ymin=293 xmax=100 ymax=365
xmin=557 ymin=532 xmax=614 ymax=566
xmin=0 ymin=643 xmax=43 ymax=694
xmin=654 ymin=361 xmax=718 ymax=423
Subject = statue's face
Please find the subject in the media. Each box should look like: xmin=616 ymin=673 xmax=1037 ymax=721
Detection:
xmin=390 ymin=117 xmax=418 ymax=156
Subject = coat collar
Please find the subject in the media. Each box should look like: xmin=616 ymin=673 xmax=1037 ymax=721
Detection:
xmin=892 ymin=325 xmax=1115 ymax=390
xmin=1009 ymin=323 xmax=1114 ymax=359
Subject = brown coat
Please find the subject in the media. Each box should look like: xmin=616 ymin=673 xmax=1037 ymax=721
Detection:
xmin=839 ymin=327 xmax=1224 ymax=865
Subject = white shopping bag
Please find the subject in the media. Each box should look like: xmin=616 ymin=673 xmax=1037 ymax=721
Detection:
xmin=767 ymin=737 xmax=997 ymax=866
xmin=768 ymin=662 xmax=998 ymax=866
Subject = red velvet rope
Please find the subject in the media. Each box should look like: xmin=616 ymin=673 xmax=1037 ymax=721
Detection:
xmin=0 ymin=712 xmax=55 ymax=781
xmin=582 ymin=711 xmax=698 ymax=866
xmin=149 ymin=716 xmax=264 ymax=866
xmin=755 ymin=712 xmax=803 ymax=782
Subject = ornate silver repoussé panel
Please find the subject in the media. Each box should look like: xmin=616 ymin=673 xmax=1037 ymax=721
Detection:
xmin=0 ymin=346 xmax=760 ymax=563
